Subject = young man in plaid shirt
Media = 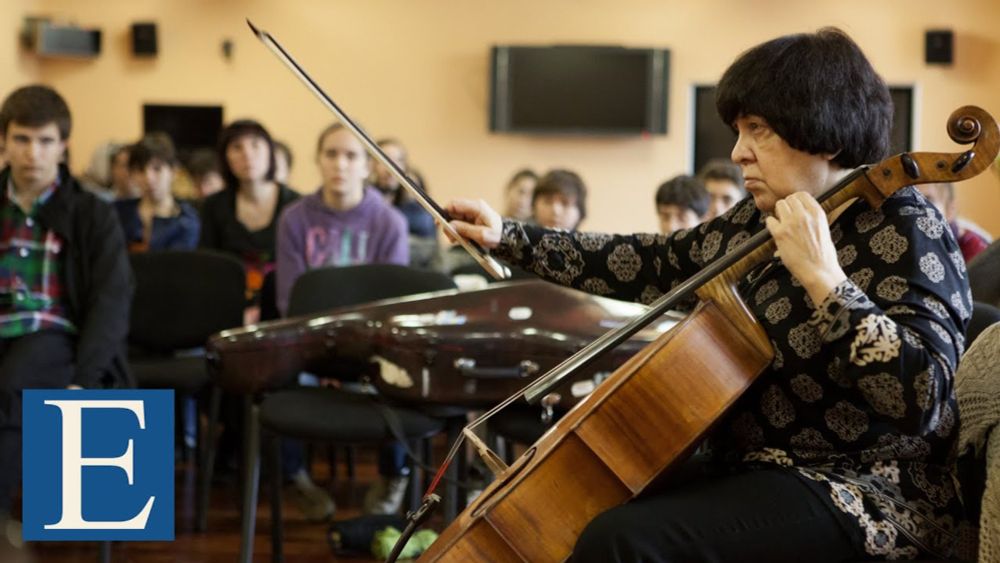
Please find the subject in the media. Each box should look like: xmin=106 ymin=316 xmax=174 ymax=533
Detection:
xmin=0 ymin=85 xmax=132 ymax=547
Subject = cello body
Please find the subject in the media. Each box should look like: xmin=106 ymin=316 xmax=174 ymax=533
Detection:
xmin=207 ymin=280 xmax=679 ymax=405
xmin=419 ymin=278 xmax=774 ymax=562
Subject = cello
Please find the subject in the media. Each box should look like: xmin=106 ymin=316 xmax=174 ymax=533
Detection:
xmin=416 ymin=106 xmax=999 ymax=562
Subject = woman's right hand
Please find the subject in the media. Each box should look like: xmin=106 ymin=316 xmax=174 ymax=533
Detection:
xmin=444 ymin=198 xmax=503 ymax=249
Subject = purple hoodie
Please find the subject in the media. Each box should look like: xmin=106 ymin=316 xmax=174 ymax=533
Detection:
xmin=275 ymin=186 xmax=409 ymax=315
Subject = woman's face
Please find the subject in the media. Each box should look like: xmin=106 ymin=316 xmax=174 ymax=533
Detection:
xmin=505 ymin=177 xmax=535 ymax=220
xmin=225 ymin=134 xmax=271 ymax=183
xmin=533 ymin=192 xmax=581 ymax=231
xmin=730 ymin=114 xmax=839 ymax=214
xmin=317 ymin=128 xmax=370 ymax=198
xmin=136 ymin=158 xmax=174 ymax=204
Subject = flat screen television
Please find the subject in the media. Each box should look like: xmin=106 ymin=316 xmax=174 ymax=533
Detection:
xmin=490 ymin=45 xmax=670 ymax=135
xmin=142 ymin=104 xmax=224 ymax=160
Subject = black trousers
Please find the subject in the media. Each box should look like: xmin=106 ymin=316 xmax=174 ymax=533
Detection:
xmin=571 ymin=464 xmax=864 ymax=563
xmin=0 ymin=330 xmax=76 ymax=512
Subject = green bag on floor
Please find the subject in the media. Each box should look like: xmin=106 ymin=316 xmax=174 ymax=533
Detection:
xmin=371 ymin=526 xmax=438 ymax=560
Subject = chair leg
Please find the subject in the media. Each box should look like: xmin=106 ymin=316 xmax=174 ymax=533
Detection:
xmin=238 ymin=397 xmax=261 ymax=563
xmin=345 ymin=446 xmax=356 ymax=481
xmin=196 ymin=385 xmax=222 ymax=533
xmin=408 ymin=439 xmax=422 ymax=513
xmin=97 ymin=541 xmax=111 ymax=563
xmin=327 ymin=445 xmax=338 ymax=485
xmin=266 ymin=432 xmax=285 ymax=563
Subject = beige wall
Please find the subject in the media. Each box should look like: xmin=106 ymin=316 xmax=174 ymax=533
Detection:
xmin=11 ymin=0 xmax=1000 ymax=235
xmin=1 ymin=2 xmax=41 ymax=104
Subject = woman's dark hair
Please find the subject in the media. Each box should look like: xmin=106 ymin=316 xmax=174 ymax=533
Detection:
xmin=697 ymin=158 xmax=745 ymax=193
xmin=128 ymin=132 xmax=177 ymax=171
xmin=217 ymin=119 xmax=276 ymax=189
xmin=716 ymin=28 xmax=892 ymax=168
xmin=0 ymin=84 xmax=72 ymax=140
xmin=655 ymin=175 xmax=710 ymax=217
xmin=533 ymin=169 xmax=588 ymax=222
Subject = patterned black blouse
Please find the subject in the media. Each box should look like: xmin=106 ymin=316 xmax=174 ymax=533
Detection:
xmin=492 ymin=187 xmax=975 ymax=560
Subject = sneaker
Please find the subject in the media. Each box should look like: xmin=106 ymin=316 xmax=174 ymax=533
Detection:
xmin=362 ymin=476 xmax=409 ymax=515
xmin=287 ymin=470 xmax=335 ymax=522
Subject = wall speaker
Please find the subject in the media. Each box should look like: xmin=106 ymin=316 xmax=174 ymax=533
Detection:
xmin=132 ymin=22 xmax=158 ymax=56
xmin=925 ymin=30 xmax=953 ymax=65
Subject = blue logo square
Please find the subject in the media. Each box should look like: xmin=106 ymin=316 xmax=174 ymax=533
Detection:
xmin=22 ymin=390 xmax=175 ymax=541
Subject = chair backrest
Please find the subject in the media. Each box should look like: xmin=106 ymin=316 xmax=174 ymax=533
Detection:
xmin=968 ymin=301 xmax=1000 ymax=347
xmin=968 ymin=239 xmax=1000 ymax=308
xmin=129 ymin=250 xmax=246 ymax=353
xmin=287 ymin=264 xmax=457 ymax=317
xmin=258 ymin=269 xmax=280 ymax=322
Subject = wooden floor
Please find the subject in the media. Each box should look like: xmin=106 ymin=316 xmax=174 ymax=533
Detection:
xmin=24 ymin=446 xmax=445 ymax=563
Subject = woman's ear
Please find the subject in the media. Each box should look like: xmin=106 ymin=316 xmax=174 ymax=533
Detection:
xmin=823 ymin=149 xmax=842 ymax=162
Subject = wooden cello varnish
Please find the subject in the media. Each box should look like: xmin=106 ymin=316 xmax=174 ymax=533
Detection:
xmin=420 ymin=277 xmax=774 ymax=562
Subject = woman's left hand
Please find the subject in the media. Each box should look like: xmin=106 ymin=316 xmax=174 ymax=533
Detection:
xmin=765 ymin=192 xmax=847 ymax=307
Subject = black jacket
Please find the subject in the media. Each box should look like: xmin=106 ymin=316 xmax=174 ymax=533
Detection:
xmin=0 ymin=165 xmax=133 ymax=388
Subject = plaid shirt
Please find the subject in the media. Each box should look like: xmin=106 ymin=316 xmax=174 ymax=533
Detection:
xmin=0 ymin=178 xmax=76 ymax=337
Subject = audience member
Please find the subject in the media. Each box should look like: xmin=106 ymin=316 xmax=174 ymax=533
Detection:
xmin=532 ymin=169 xmax=587 ymax=230
xmin=697 ymin=157 xmax=746 ymax=219
xmin=275 ymin=122 xmax=410 ymax=519
xmin=115 ymin=134 xmax=200 ymax=252
xmin=78 ymin=140 xmax=122 ymax=201
xmin=370 ymin=137 xmax=441 ymax=269
xmin=371 ymin=138 xmax=435 ymax=237
xmin=187 ymin=148 xmax=225 ymax=199
xmin=654 ymin=174 xmax=709 ymax=234
xmin=276 ymin=124 xmax=409 ymax=313
xmin=199 ymin=119 xmax=299 ymax=315
xmin=110 ymin=144 xmax=141 ymax=200
xmin=274 ymin=139 xmax=293 ymax=185
xmin=0 ymin=85 xmax=132 ymax=546
xmin=919 ymin=181 xmax=992 ymax=262
xmin=503 ymin=168 xmax=537 ymax=221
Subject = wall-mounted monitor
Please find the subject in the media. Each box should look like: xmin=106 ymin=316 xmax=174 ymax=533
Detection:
xmin=490 ymin=45 xmax=670 ymax=135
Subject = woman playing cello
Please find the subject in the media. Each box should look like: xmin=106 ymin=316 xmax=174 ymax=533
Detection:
xmin=446 ymin=28 xmax=974 ymax=562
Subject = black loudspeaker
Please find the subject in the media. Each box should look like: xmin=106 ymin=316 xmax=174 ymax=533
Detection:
xmin=925 ymin=30 xmax=953 ymax=65
xmin=132 ymin=22 xmax=157 ymax=56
